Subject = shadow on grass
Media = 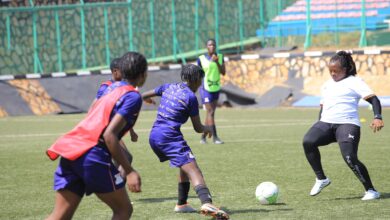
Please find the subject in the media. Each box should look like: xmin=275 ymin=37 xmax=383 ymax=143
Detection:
xmin=333 ymin=196 xmax=361 ymax=201
xmin=223 ymin=203 xmax=293 ymax=215
xmin=333 ymin=192 xmax=390 ymax=200
xmin=379 ymin=192 xmax=390 ymax=199
xmin=137 ymin=196 xmax=197 ymax=203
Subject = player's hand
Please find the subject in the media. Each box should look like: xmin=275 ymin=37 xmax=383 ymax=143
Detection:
xmin=370 ymin=119 xmax=384 ymax=133
xmin=211 ymin=54 xmax=218 ymax=62
xmin=143 ymin=98 xmax=156 ymax=105
xmin=130 ymin=129 xmax=138 ymax=142
xmin=126 ymin=170 xmax=141 ymax=193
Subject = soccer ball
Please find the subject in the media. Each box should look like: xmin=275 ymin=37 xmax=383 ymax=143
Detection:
xmin=255 ymin=182 xmax=279 ymax=205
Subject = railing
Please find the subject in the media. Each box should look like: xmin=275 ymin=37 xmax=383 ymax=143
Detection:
xmin=1 ymin=0 xmax=386 ymax=75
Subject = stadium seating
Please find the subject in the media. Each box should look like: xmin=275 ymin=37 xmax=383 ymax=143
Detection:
xmin=257 ymin=0 xmax=390 ymax=37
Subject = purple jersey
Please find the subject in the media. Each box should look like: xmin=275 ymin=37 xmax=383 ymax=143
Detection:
xmin=149 ymin=83 xmax=199 ymax=167
xmin=101 ymin=81 xmax=142 ymax=139
xmin=96 ymin=79 xmax=114 ymax=99
xmin=53 ymin=81 xmax=141 ymax=196
xmin=152 ymin=83 xmax=199 ymax=131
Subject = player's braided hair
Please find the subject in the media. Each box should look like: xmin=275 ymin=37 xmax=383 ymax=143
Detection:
xmin=120 ymin=52 xmax=148 ymax=81
xmin=109 ymin=57 xmax=121 ymax=71
xmin=330 ymin=51 xmax=357 ymax=76
xmin=181 ymin=64 xmax=204 ymax=84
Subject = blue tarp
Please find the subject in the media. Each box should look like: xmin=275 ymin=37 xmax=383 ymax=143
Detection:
xmin=293 ymin=96 xmax=390 ymax=107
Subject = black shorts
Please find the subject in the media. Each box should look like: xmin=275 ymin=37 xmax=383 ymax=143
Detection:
xmin=306 ymin=121 xmax=360 ymax=146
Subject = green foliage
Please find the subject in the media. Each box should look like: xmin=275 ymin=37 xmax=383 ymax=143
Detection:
xmin=1 ymin=108 xmax=390 ymax=219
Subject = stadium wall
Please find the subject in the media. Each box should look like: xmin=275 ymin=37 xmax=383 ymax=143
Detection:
xmin=1 ymin=49 xmax=390 ymax=117
xmin=222 ymin=49 xmax=390 ymax=106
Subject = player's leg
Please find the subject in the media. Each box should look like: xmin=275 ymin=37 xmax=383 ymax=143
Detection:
xmin=200 ymin=89 xmax=223 ymax=144
xmin=47 ymin=157 xmax=85 ymax=220
xmin=203 ymin=100 xmax=223 ymax=144
xmin=202 ymin=102 xmax=213 ymax=131
xmin=46 ymin=190 xmax=82 ymax=220
xmin=336 ymin=124 xmax=380 ymax=200
xmin=200 ymin=88 xmax=211 ymax=144
xmin=302 ymin=121 xmax=335 ymax=195
xmin=95 ymin=188 xmax=133 ymax=219
xmin=180 ymin=161 xmax=229 ymax=219
xmin=84 ymin=146 xmax=132 ymax=218
xmin=208 ymin=99 xmax=224 ymax=144
xmin=174 ymin=169 xmax=196 ymax=213
xmin=167 ymin=141 xmax=228 ymax=219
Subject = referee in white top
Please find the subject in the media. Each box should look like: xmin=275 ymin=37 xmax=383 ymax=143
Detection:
xmin=302 ymin=51 xmax=384 ymax=201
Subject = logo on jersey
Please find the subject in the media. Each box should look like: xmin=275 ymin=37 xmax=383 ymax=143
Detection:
xmin=114 ymin=173 xmax=124 ymax=185
xmin=188 ymin=152 xmax=195 ymax=159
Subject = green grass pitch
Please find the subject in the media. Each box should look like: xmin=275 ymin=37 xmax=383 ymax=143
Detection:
xmin=1 ymin=108 xmax=390 ymax=219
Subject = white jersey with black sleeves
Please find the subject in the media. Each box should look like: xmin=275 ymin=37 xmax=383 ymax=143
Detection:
xmin=320 ymin=76 xmax=374 ymax=126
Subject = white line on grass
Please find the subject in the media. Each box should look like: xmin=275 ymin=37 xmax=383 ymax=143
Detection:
xmin=0 ymin=122 xmax=311 ymax=139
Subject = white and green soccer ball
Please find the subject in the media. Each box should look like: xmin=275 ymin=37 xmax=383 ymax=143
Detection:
xmin=255 ymin=182 xmax=279 ymax=205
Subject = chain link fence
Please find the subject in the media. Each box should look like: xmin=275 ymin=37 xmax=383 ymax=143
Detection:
xmin=0 ymin=0 xmax=388 ymax=75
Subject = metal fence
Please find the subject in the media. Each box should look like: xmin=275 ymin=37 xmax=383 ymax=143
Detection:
xmin=0 ymin=0 xmax=388 ymax=75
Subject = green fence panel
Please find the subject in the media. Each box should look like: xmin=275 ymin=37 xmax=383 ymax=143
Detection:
xmin=0 ymin=0 xmax=387 ymax=75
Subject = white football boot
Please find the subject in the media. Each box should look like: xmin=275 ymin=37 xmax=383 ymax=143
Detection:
xmin=361 ymin=189 xmax=380 ymax=201
xmin=310 ymin=178 xmax=331 ymax=196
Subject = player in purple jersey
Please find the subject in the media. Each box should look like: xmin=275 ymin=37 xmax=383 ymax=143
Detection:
xmin=142 ymin=64 xmax=229 ymax=220
xmin=92 ymin=57 xmax=138 ymax=178
xmin=96 ymin=57 xmax=123 ymax=99
xmin=46 ymin=52 xmax=147 ymax=220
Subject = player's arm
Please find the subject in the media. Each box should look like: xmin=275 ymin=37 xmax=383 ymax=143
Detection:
xmin=113 ymin=140 xmax=133 ymax=166
xmin=365 ymin=95 xmax=384 ymax=133
xmin=115 ymin=139 xmax=134 ymax=179
xmin=318 ymin=104 xmax=323 ymax=121
xmin=190 ymin=115 xmax=212 ymax=137
xmin=142 ymin=89 xmax=157 ymax=104
xmin=129 ymin=128 xmax=138 ymax=142
xmin=212 ymin=54 xmax=226 ymax=75
xmin=103 ymin=114 xmax=141 ymax=192
xmin=119 ymin=140 xmax=133 ymax=163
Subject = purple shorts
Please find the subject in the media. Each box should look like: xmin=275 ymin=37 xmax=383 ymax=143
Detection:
xmin=149 ymin=129 xmax=195 ymax=167
xmin=53 ymin=145 xmax=125 ymax=197
xmin=200 ymin=87 xmax=220 ymax=104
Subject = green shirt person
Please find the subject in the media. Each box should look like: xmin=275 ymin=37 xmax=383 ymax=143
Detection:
xmin=197 ymin=39 xmax=226 ymax=144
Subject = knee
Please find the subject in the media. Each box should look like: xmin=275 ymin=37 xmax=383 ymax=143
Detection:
xmin=113 ymin=203 xmax=133 ymax=219
xmin=128 ymin=204 xmax=133 ymax=218
xmin=342 ymin=154 xmax=358 ymax=167
xmin=124 ymin=204 xmax=133 ymax=219
xmin=302 ymin=135 xmax=316 ymax=151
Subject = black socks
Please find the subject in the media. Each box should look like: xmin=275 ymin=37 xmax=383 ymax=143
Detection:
xmin=194 ymin=184 xmax=212 ymax=204
xmin=178 ymin=182 xmax=190 ymax=205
